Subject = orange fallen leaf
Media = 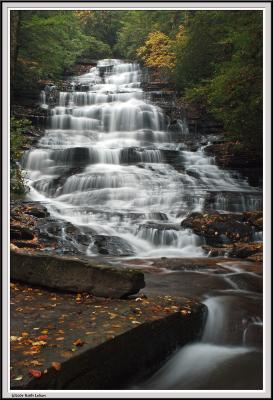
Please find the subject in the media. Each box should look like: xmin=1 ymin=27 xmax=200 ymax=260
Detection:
xmin=52 ymin=362 xmax=61 ymax=371
xmin=37 ymin=335 xmax=48 ymax=341
xmin=29 ymin=369 xmax=42 ymax=378
xmin=73 ymin=338 xmax=84 ymax=347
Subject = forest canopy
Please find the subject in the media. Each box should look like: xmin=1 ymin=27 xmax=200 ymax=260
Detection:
xmin=11 ymin=9 xmax=263 ymax=150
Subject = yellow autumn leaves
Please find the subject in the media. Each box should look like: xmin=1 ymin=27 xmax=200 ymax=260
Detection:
xmin=136 ymin=28 xmax=186 ymax=70
xmin=137 ymin=31 xmax=175 ymax=69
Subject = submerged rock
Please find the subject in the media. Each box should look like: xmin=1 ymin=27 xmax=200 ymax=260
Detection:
xmin=10 ymin=250 xmax=144 ymax=298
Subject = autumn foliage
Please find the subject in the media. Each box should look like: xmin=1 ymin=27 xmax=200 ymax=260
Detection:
xmin=137 ymin=31 xmax=175 ymax=69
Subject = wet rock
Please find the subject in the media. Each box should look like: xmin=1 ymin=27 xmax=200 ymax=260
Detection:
xmin=228 ymin=272 xmax=262 ymax=293
xmin=202 ymin=242 xmax=263 ymax=261
xmin=243 ymin=211 xmax=263 ymax=230
xmin=24 ymin=203 xmax=50 ymax=218
xmin=91 ymin=235 xmax=135 ymax=256
xmin=10 ymin=226 xmax=35 ymax=241
xmin=10 ymin=250 xmax=145 ymax=298
xmin=204 ymin=191 xmax=263 ymax=213
xmin=181 ymin=211 xmax=254 ymax=245
xmin=139 ymin=222 xmax=181 ymax=231
xmin=229 ymin=242 xmax=263 ymax=259
xmin=204 ymin=142 xmax=262 ymax=186
xmin=10 ymin=201 xmax=95 ymax=254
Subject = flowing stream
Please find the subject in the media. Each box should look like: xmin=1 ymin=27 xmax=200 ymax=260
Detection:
xmin=23 ymin=59 xmax=263 ymax=390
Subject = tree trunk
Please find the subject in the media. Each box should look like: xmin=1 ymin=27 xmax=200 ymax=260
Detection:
xmin=10 ymin=10 xmax=21 ymax=99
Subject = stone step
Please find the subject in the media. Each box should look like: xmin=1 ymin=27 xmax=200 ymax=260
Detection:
xmin=10 ymin=281 xmax=207 ymax=389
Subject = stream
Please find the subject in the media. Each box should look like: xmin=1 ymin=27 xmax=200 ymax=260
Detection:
xmin=22 ymin=59 xmax=263 ymax=390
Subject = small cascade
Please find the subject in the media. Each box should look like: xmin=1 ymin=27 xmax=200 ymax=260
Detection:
xmin=23 ymin=59 xmax=262 ymax=257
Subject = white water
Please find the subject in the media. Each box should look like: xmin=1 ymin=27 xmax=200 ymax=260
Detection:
xmin=23 ymin=59 xmax=262 ymax=257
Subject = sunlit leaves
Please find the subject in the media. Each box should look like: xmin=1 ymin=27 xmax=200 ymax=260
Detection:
xmin=137 ymin=31 xmax=175 ymax=70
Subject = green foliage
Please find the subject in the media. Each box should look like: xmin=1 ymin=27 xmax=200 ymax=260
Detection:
xmin=10 ymin=117 xmax=31 ymax=195
xmin=16 ymin=11 xmax=89 ymax=88
xmin=114 ymin=11 xmax=185 ymax=59
xmin=176 ymin=11 xmax=262 ymax=150
xmin=207 ymin=11 xmax=263 ymax=148
xmin=79 ymin=36 xmax=112 ymax=60
xmin=174 ymin=11 xmax=232 ymax=91
xmin=76 ymin=11 xmax=123 ymax=48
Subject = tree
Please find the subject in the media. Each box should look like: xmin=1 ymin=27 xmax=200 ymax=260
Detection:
xmin=137 ymin=31 xmax=175 ymax=69
xmin=15 ymin=11 xmax=89 ymax=90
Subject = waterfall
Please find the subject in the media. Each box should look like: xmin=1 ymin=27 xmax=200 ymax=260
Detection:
xmin=23 ymin=59 xmax=262 ymax=257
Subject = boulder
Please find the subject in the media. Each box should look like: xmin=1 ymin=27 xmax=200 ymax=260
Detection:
xmin=181 ymin=211 xmax=254 ymax=245
xmin=91 ymin=235 xmax=135 ymax=256
xmin=10 ymin=251 xmax=145 ymax=298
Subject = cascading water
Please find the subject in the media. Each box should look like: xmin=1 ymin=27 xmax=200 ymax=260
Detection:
xmin=23 ymin=58 xmax=262 ymax=258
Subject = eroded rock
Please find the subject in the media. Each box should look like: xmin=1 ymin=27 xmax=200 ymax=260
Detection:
xmin=10 ymin=250 xmax=145 ymax=298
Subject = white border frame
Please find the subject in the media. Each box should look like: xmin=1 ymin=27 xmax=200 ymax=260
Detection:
xmin=2 ymin=2 xmax=271 ymax=398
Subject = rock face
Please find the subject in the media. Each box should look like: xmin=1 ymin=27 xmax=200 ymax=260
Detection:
xmin=10 ymin=251 xmax=145 ymax=298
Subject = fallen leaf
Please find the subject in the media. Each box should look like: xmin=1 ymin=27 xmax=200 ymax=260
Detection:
xmin=31 ymin=341 xmax=47 ymax=346
xmin=51 ymin=362 xmax=61 ymax=371
xmin=13 ymin=375 xmax=23 ymax=381
xmin=73 ymin=338 xmax=84 ymax=347
xmin=41 ymin=330 xmax=48 ymax=334
xmin=10 ymin=336 xmax=20 ymax=342
xmin=29 ymin=360 xmax=43 ymax=366
xmin=29 ymin=369 xmax=42 ymax=378
xmin=55 ymin=337 xmax=64 ymax=341
xmin=37 ymin=335 xmax=48 ymax=341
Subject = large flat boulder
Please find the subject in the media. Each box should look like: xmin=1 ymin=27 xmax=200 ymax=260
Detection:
xmin=10 ymin=281 xmax=207 ymax=390
xmin=10 ymin=250 xmax=144 ymax=299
